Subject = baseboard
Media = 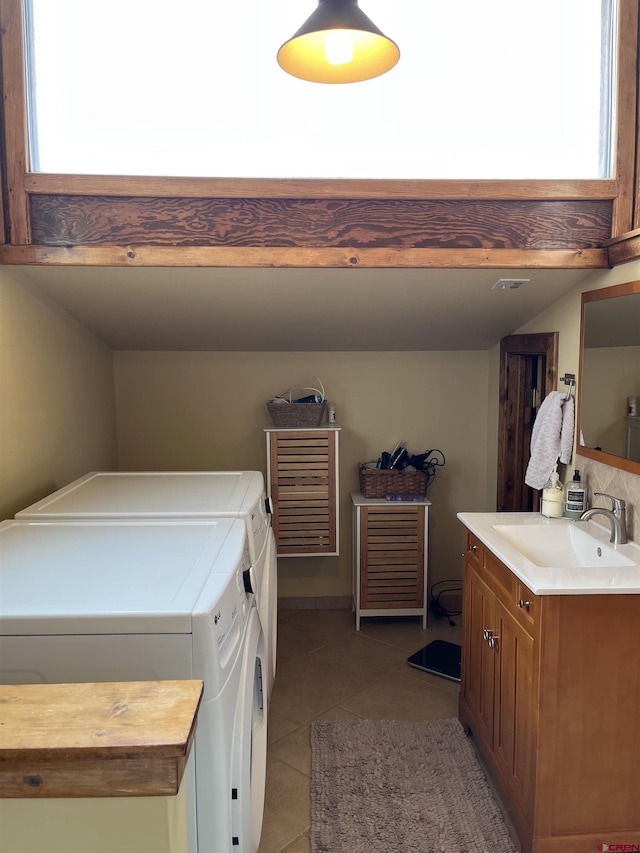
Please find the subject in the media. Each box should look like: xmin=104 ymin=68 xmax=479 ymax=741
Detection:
xmin=277 ymin=596 xmax=351 ymax=611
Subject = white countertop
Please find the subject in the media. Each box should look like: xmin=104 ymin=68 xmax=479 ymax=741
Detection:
xmin=457 ymin=512 xmax=640 ymax=595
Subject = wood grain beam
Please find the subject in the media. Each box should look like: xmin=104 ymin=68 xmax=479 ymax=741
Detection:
xmin=606 ymin=227 xmax=640 ymax=265
xmin=28 ymin=196 xmax=612 ymax=250
xmin=0 ymin=0 xmax=30 ymax=243
xmin=23 ymin=173 xmax=619 ymax=201
xmin=0 ymin=244 xmax=609 ymax=269
xmin=611 ymin=0 xmax=639 ymax=237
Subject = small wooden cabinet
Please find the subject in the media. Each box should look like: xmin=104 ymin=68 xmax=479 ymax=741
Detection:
xmin=351 ymin=493 xmax=430 ymax=629
xmin=459 ymin=528 xmax=640 ymax=853
xmin=265 ymin=426 xmax=340 ymax=556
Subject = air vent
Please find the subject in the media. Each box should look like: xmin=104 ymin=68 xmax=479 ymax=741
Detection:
xmin=492 ymin=278 xmax=530 ymax=291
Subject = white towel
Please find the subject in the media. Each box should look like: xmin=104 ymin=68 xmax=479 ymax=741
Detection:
xmin=525 ymin=391 xmax=574 ymax=489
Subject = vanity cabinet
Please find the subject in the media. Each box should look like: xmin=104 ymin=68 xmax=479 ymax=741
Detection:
xmin=460 ymin=529 xmax=640 ymax=853
xmin=265 ymin=426 xmax=340 ymax=556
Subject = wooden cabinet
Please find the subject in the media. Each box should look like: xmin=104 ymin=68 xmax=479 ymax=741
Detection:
xmin=459 ymin=529 xmax=640 ymax=853
xmin=351 ymin=493 xmax=430 ymax=629
xmin=265 ymin=426 xmax=340 ymax=556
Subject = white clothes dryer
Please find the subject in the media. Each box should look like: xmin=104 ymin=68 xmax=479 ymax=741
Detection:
xmin=0 ymin=518 xmax=267 ymax=853
xmin=17 ymin=471 xmax=278 ymax=697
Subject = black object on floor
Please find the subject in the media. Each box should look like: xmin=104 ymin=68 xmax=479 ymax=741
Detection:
xmin=407 ymin=640 xmax=461 ymax=683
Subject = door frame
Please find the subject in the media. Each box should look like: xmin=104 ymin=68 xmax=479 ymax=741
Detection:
xmin=497 ymin=332 xmax=559 ymax=511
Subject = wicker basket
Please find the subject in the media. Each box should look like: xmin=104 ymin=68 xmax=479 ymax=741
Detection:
xmin=267 ymin=400 xmax=327 ymax=427
xmin=359 ymin=465 xmax=428 ymax=499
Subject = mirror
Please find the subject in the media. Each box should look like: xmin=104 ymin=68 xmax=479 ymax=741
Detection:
xmin=577 ymin=280 xmax=640 ymax=475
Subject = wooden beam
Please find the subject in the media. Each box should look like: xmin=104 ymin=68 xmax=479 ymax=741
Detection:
xmin=606 ymin=227 xmax=640 ymax=265
xmin=27 ymin=195 xmax=613 ymax=250
xmin=0 ymin=0 xmax=30 ymax=244
xmin=0 ymin=244 xmax=610 ymax=268
xmin=635 ymin=4 xmax=640 ymax=230
xmin=611 ymin=0 xmax=639 ymax=237
xmin=23 ymin=173 xmax=619 ymax=201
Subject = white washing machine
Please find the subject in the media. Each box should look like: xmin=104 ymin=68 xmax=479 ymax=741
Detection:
xmin=17 ymin=471 xmax=278 ymax=698
xmin=0 ymin=518 xmax=267 ymax=853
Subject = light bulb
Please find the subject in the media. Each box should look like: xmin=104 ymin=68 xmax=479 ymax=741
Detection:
xmin=324 ymin=30 xmax=353 ymax=66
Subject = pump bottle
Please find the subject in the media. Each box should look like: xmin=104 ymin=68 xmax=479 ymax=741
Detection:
xmin=541 ymin=467 xmax=563 ymax=518
xmin=563 ymin=470 xmax=587 ymax=520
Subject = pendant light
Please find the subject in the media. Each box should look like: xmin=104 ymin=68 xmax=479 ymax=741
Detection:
xmin=277 ymin=0 xmax=400 ymax=84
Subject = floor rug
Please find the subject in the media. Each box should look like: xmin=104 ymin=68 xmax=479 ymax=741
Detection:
xmin=310 ymin=717 xmax=518 ymax=853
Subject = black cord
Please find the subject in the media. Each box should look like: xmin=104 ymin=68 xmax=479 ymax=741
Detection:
xmin=429 ymin=579 xmax=462 ymax=626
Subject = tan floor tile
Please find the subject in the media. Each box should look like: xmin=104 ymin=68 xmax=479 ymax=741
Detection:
xmin=269 ymin=707 xmax=362 ymax=778
xmin=269 ymin=655 xmax=377 ymax=726
xmin=268 ymin=723 xmax=312 ymax=777
xmin=278 ymin=832 xmax=310 ymax=853
xmin=277 ymin=609 xmax=354 ymax=641
xmin=267 ymin=709 xmax=298 ymax=745
xmin=358 ymin=615 xmax=462 ymax=650
xmin=404 ymin=666 xmax=461 ymax=695
xmin=303 ymin=631 xmax=406 ymax=681
xmin=275 ymin=622 xmax=328 ymax=666
xmin=339 ymin=667 xmax=460 ymax=720
xmin=257 ymin=758 xmax=310 ymax=853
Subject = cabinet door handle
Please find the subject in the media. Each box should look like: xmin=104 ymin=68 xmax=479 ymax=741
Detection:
xmin=468 ymin=544 xmax=478 ymax=553
xmin=518 ymin=599 xmax=531 ymax=611
xmin=487 ymin=635 xmax=499 ymax=650
xmin=482 ymin=629 xmax=493 ymax=642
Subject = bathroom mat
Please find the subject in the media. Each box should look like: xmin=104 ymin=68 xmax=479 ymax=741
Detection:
xmin=310 ymin=717 xmax=517 ymax=853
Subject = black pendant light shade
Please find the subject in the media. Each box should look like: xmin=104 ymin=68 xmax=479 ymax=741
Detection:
xmin=277 ymin=0 xmax=400 ymax=84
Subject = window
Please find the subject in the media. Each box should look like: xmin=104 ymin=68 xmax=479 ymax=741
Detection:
xmin=26 ymin=0 xmax=616 ymax=180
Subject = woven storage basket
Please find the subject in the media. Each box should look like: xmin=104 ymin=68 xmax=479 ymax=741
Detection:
xmin=359 ymin=465 xmax=428 ymax=499
xmin=267 ymin=401 xmax=327 ymax=427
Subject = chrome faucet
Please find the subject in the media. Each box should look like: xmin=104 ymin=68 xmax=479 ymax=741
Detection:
xmin=580 ymin=493 xmax=628 ymax=545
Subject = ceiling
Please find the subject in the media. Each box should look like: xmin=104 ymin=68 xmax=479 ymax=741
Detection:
xmin=11 ymin=265 xmax=596 ymax=352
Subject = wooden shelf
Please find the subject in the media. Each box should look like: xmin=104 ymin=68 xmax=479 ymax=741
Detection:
xmin=0 ymin=680 xmax=203 ymax=798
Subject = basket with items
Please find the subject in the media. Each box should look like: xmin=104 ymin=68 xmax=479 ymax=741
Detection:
xmin=359 ymin=442 xmax=445 ymax=500
xmin=266 ymin=377 xmax=331 ymax=427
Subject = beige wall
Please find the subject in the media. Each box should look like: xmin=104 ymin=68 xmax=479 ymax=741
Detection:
xmin=3 ymin=257 xmax=638 ymax=592
xmin=114 ymin=351 xmax=490 ymax=598
xmin=507 ymin=258 xmax=640 ymax=543
xmin=0 ymin=270 xmax=117 ymax=520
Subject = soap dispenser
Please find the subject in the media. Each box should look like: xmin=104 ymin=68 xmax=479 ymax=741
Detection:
xmin=563 ymin=469 xmax=587 ymax=520
xmin=541 ymin=466 xmax=564 ymax=518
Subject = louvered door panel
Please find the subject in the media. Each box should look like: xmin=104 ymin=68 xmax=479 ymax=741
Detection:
xmin=267 ymin=429 xmax=339 ymax=555
xmin=360 ymin=506 xmax=425 ymax=610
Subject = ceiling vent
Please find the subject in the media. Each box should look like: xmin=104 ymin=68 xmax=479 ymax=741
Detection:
xmin=491 ymin=278 xmax=530 ymax=291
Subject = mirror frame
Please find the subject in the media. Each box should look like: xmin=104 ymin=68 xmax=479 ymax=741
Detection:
xmin=577 ymin=279 xmax=640 ymax=475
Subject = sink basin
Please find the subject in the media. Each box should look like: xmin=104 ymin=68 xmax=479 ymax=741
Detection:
xmin=491 ymin=522 xmax=635 ymax=569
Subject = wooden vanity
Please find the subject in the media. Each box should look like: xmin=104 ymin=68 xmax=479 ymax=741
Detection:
xmin=458 ymin=520 xmax=640 ymax=853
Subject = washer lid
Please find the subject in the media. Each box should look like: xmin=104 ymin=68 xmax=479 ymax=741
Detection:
xmin=0 ymin=518 xmax=247 ymax=635
xmin=15 ymin=471 xmax=265 ymax=519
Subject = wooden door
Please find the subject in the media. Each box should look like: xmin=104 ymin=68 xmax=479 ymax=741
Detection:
xmin=497 ymin=332 xmax=559 ymax=511
xmin=492 ymin=598 xmax=537 ymax=821
xmin=462 ymin=562 xmax=496 ymax=748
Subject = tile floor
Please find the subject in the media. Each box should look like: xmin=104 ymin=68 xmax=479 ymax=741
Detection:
xmin=257 ymin=608 xmax=467 ymax=853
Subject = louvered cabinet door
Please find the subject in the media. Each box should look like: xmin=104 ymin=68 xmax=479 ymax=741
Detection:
xmin=352 ymin=494 xmax=430 ymax=629
xmin=266 ymin=428 xmax=340 ymax=556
